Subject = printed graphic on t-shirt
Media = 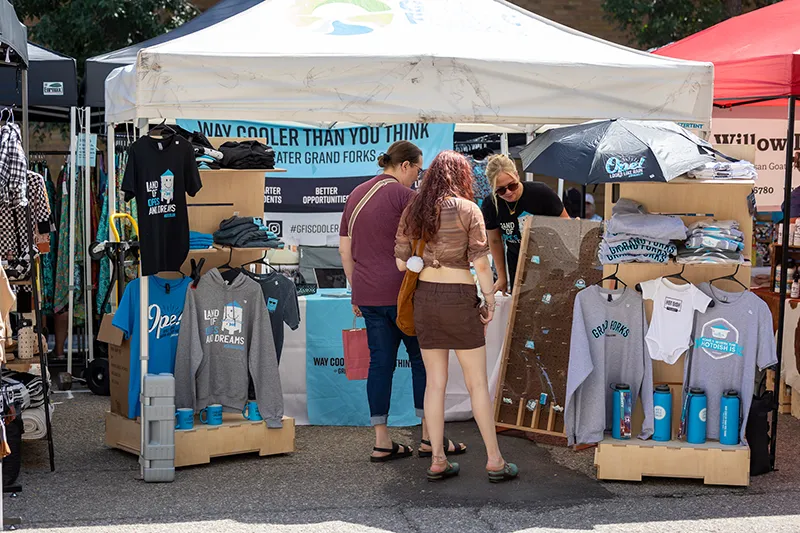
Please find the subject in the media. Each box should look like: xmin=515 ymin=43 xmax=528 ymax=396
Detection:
xmin=591 ymin=319 xmax=631 ymax=339
xmin=664 ymin=297 xmax=683 ymax=313
xmin=203 ymin=304 xmax=246 ymax=349
xmin=146 ymin=170 xmax=178 ymax=218
xmin=694 ymin=318 xmax=743 ymax=359
xmin=147 ymin=303 xmax=183 ymax=339
xmin=267 ymin=297 xmax=279 ymax=313
xmin=499 ymin=211 xmax=533 ymax=244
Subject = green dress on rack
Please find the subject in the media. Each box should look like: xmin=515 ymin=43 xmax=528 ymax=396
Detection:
xmin=53 ymin=166 xmax=86 ymax=324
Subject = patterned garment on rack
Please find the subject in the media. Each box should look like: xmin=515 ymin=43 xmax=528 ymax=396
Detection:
xmin=0 ymin=123 xmax=28 ymax=208
xmin=0 ymin=172 xmax=51 ymax=281
xmin=41 ymin=174 xmax=57 ymax=314
xmin=115 ymin=152 xmax=139 ymax=281
xmin=53 ymin=168 xmax=86 ymax=323
xmin=96 ymin=174 xmax=111 ymax=315
xmin=466 ymin=156 xmax=492 ymax=205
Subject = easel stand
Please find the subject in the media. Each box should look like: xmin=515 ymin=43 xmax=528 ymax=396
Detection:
xmin=593 ymin=176 xmax=754 ymax=487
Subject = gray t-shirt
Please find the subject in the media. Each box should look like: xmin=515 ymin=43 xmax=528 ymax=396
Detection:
xmin=566 ymin=286 xmax=654 ymax=445
xmin=686 ymin=284 xmax=777 ymax=442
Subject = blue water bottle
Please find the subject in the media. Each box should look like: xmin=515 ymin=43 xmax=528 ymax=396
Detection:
xmin=686 ymin=387 xmax=707 ymax=444
xmin=653 ymin=385 xmax=672 ymax=441
xmin=720 ymin=390 xmax=741 ymax=445
xmin=612 ymin=383 xmax=632 ymax=440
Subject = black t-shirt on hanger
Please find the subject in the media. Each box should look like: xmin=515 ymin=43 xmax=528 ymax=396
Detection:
xmin=122 ymin=134 xmax=202 ymax=276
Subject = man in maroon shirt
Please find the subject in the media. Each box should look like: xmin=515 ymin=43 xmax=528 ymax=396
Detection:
xmin=340 ymin=141 xmax=465 ymax=462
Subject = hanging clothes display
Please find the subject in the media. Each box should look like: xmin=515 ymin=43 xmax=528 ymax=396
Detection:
xmin=53 ymin=164 xmax=86 ymax=324
xmin=0 ymin=171 xmax=51 ymax=281
xmin=114 ymin=151 xmax=140 ymax=282
xmin=40 ymin=165 xmax=58 ymax=315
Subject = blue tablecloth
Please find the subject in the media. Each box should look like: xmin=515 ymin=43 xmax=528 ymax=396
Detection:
xmin=305 ymin=290 xmax=419 ymax=426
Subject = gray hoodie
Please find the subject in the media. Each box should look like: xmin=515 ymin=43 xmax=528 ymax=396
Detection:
xmin=175 ymin=268 xmax=283 ymax=428
xmin=565 ymin=286 xmax=654 ymax=445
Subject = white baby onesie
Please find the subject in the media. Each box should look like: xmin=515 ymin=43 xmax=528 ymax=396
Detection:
xmin=641 ymin=277 xmax=712 ymax=364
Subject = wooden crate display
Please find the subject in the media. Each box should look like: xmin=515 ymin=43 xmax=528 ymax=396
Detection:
xmin=105 ymin=412 xmax=295 ymax=467
xmin=592 ymin=179 xmax=754 ymax=486
xmin=493 ymin=217 xmax=602 ymax=439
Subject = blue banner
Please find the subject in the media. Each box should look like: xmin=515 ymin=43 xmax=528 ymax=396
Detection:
xmin=176 ymin=119 xmax=453 ymax=244
xmin=305 ymin=290 xmax=418 ymax=427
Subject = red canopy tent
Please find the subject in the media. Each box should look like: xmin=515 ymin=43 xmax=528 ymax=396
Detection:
xmin=655 ymin=0 xmax=800 ymax=471
xmin=655 ymin=0 xmax=800 ymax=104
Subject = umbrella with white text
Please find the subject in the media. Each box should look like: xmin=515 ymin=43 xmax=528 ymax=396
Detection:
xmin=520 ymin=119 xmax=716 ymax=184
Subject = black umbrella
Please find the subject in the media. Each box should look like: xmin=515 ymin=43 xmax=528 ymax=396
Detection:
xmin=520 ymin=119 xmax=716 ymax=185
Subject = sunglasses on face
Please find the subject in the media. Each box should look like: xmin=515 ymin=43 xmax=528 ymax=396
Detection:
xmin=495 ymin=181 xmax=520 ymax=196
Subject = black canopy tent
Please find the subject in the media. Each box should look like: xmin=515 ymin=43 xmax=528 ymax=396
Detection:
xmin=83 ymin=0 xmax=264 ymax=108
xmin=0 ymin=42 xmax=77 ymax=121
xmin=0 ymin=0 xmax=56 ymax=476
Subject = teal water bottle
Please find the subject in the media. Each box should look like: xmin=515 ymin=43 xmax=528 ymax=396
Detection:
xmin=653 ymin=385 xmax=672 ymax=441
xmin=612 ymin=383 xmax=632 ymax=439
xmin=720 ymin=390 xmax=740 ymax=446
xmin=686 ymin=387 xmax=707 ymax=445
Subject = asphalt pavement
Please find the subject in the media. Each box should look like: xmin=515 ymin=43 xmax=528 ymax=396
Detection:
xmin=8 ymin=390 xmax=800 ymax=532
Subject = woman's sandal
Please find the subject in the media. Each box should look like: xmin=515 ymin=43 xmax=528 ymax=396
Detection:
xmin=487 ymin=462 xmax=519 ymax=483
xmin=427 ymin=461 xmax=460 ymax=482
xmin=370 ymin=441 xmax=413 ymax=463
xmin=418 ymin=437 xmax=467 ymax=458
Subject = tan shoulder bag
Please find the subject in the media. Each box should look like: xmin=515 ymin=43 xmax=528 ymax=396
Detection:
xmin=347 ymin=178 xmax=395 ymax=237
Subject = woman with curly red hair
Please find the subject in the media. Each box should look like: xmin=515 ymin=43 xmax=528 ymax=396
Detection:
xmin=395 ymin=150 xmax=518 ymax=483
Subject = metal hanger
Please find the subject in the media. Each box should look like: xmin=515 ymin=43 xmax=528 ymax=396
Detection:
xmin=597 ymin=264 xmax=628 ymax=301
xmin=241 ymin=250 xmax=276 ymax=273
xmin=709 ymin=263 xmax=748 ymax=292
xmin=218 ymin=246 xmax=234 ymax=271
xmin=148 ymin=119 xmax=176 ymax=137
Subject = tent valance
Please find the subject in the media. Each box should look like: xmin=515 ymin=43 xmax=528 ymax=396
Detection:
xmin=0 ymin=0 xmax=28 ymax=66
xmin=104 ymin=0 xmax=714 ymax=126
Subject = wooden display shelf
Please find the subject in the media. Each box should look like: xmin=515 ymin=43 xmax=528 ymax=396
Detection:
xmin=105 ymin=411 xmax=295 ymax=468
xmin=4 ymin=360 xmax=35 ymax=373
xmin=594 ymin=437 xmax=750 ymax=486
xmin=212 ymin=244 xmax=284 ymax=253
xmin=187 ymin=248 xmax=219 ymax=254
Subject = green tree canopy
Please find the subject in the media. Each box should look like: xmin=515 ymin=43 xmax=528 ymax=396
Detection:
xmin=602 ymin=0 xmax=779 ymax=50
xmin=15 ymin=0 xmax=197 ymax=75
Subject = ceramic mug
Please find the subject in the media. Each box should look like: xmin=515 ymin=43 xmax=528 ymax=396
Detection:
xmin=199 ymin=404 xmax=223 ymax=426
xmin=175 ymin=408 xmax=194 ymax=430
xmin=242 ymin=400 xmax=262 ymax=421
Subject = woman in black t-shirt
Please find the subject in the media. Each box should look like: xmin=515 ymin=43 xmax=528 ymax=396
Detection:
xmin=480 ymin=155 xmax=568 ymax=293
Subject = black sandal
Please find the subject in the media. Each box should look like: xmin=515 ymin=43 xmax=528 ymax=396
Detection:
xmin=419 ymin=437 xmax=467 ymax=458
xmin=370 ymin=441 xmax=413 ymax=463
xmin=427 ymin=461 xmax=460 ymax=482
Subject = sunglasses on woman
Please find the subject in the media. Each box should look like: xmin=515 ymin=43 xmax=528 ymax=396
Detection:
xmin=494 ymin=181 xmax=520 ymax=196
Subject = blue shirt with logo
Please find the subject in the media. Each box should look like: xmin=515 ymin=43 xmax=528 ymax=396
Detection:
xmin=112 ymin=276 xmax=191 ymax=418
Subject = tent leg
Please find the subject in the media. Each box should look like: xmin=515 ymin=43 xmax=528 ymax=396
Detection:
xmin=67 ymin=108 xmax=77 ymax=376
xmin=83 ymin=107 xmax=94 ymax=363
xmin=137 ymin=119 xmax=149 ymax=481
xmin=580 ymin=185 xmax=586 ymax=218
xmin=772 ymin=95 xmax=796 ymax=470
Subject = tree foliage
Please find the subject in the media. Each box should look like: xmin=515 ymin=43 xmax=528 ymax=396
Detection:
xmin=15 ymin=0 xmax=197 ymax=74
xmin=601 ymin=0 xmax=780 ymax=50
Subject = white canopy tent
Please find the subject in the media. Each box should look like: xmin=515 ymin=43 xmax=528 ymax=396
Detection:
xmin=101 ymin=0 xmax=716 ymax=482
xmin=104 ymin=0 xmax=713 ymax=127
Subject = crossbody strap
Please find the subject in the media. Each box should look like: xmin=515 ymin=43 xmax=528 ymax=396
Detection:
xmin=348 ymin=178 xmax=395 ymax=237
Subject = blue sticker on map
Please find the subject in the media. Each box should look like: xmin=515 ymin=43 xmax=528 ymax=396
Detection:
xmin=525 ymin=340 xmax=535 ymax=350
xmin=531 ymin=256 xmax=540 ymax=264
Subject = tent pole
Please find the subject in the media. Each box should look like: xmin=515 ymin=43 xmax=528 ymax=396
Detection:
xmin=107 ymin=123 xmax=117 ymax=309
xmin=772 ymin=95 xmax=796 ymax=470
xmin=580 ymin=185 xmax=586 ymax=218
xmin=500 ymin=133 xmax=509 ymax=157
xmin=67 ymin=107 xmax=77 ymax=376
xmin=21 ymin=70 xmax=28 ymax=159
xmin=84 ymin=107 xmax=95 ymax=363
xmin=137 ymin=118 xmax=149 ymax=480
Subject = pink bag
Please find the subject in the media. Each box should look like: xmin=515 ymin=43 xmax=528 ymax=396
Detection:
xmin=342 ymin=318 xmax=370 ymax=381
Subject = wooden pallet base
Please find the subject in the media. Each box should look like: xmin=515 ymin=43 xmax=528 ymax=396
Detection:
xmin=594 ymin=437 xmax=750 ymax=486
xmin=105 ymin=411 xmax=295 ymax=467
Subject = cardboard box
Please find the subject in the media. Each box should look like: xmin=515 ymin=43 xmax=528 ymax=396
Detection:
xmin=97 ymin=313 xmax=131 ymax=418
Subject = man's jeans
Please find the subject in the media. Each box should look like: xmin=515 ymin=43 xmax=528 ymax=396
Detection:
xmin=359 ymin=305 xmax=426 ymax=425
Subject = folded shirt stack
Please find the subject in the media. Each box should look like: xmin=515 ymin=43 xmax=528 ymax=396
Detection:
xmin=196 ymin=147 xmax=223 ymax=170
xmin=687 ymin=161 xmax=757 ymax=181
xmin=213 ymin=216 xmax=284 ymax=249
xmin=189 ymin=231 xmax=214 ymax=250
xmin=678 ymin=220 xmax=745 ymax=264
xmin=599 ymin=199 xmax=686 ymax=264
xmin=220 ymin=141 xmax=276 ymax=170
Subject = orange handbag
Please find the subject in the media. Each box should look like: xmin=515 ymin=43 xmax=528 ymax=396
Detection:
xmin=396 ymin=240 xmax=426 ymax=336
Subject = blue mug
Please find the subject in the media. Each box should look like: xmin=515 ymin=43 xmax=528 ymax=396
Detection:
xmin=242 ymin=400 xmax=262 ymax=421
xmin=175 ymin=408 xmax=194 ymax=430
xmin=199 ymin=404 xmax=223 ymax=426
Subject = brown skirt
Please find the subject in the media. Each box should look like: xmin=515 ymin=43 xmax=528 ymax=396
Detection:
xmin=413 ymin=281 xmax=485 ymax=350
